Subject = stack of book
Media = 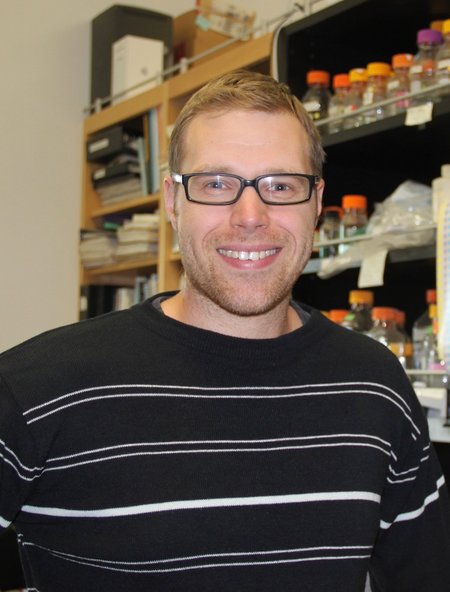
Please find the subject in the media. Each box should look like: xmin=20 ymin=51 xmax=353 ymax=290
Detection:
xmin=115 ymin=212 xmax=160 ymax=260
xmin=87 ymin=123 xmax=150 ymax=206
xmin=79 ymin=230 xmax=117 ymax=268
xmin=91 ymin=137 xmax=148 ymax=205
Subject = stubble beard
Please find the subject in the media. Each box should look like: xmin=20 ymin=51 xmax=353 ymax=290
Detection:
xmin=178 ymin=232 xmax=313 ymax=318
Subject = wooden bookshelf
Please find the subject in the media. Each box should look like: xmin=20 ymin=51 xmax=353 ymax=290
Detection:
xmin=80 ymin=33 xmax=273 ymax=300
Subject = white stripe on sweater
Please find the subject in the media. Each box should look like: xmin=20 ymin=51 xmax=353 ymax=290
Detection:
xmin=21 ymin=490 xmax=380 ymax=519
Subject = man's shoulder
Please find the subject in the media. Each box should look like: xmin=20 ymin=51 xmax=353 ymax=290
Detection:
xmin=1 ymin=309 xmax=128 ymax=364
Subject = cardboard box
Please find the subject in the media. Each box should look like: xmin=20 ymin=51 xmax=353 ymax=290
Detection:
xmin=173 ymin=10 xmax=247 ymax=67
xmin=111 ymin=35 xmax=164 ymax=104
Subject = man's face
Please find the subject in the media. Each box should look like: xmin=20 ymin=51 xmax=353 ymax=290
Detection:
xmin=164 ymin=109 xmax=323 ymax=318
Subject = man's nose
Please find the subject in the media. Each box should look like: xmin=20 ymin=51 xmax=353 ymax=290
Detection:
xmin=229 ymin=185 xmax=270 ymax=229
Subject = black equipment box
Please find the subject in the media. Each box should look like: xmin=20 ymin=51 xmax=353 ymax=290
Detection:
xmin=90 ymin=4 xmax=173 ymax=107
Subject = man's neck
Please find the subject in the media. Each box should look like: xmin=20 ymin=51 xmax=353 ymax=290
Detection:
xmin=160 ymin=290 xmax=302 ymax=339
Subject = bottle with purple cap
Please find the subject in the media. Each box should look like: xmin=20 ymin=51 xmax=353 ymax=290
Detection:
xmin=409 ymin=28 xmax=443 ymax=106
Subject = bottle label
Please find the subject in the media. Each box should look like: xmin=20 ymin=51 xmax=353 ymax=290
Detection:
xmin=303 ymin=101 xmax=321 ymax=113
xmin=328 ymin=105 xmax=342 ymax=117
xmin=437 ymin=58 xmax=450 ymax=70
xmin=387 ymin=80 xmax=400 ymax=90
xmin=410 ymin=64 xmax=423 ymax=75
xmin=362 ymin=91 xmax=374 ymax=106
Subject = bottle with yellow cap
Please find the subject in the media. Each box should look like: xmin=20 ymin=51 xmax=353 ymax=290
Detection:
xmin=341 ymin=290 xmax=374 ymax=333
xmin=436 ymin=19 xmax=450 ymax=98
xmin=343 ymin=68 xmax=367 ymax=129
xmin=301 ymin=70 xmax=331 ymax=121
xmin=386 ymin=53 xmax=414 ymax=115
xmin=362 ymin=62 xmax=391 ymax=123
xmin=338 ymin=194 xmax=368 ymax=254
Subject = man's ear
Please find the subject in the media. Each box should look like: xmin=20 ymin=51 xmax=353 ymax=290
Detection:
xmin=163 ymin=175 xmax=178 ymax=231
xmin=315 ymin=178 xmax=325 ymax=220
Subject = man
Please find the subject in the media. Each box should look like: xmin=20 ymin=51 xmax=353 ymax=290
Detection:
xmin=0 ymin=70 xmax=449 ymax=591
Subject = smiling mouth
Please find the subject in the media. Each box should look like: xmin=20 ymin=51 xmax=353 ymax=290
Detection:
xmin=217 ymin=248 xmax=279 ymax=261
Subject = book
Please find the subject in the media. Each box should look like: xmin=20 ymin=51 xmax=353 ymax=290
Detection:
xmin=115 ymin=241 xmax=158 ymax=259
xmin=117 ymin=227 xmax=159 ymax=244
xmin=92 ymin=161 xmax=140 ymax=186
xmin=148 ymin=107 xmax=160 ymax=193
xmin=79 ymin=230 xmax=117 ymax=268
xmin=136 ymin=136 xmax=149 ymax=195
xmin=122 ymin=212 xmax=160 ymax=230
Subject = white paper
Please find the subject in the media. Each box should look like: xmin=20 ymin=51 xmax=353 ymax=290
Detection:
xmin=357 ymin=248 xmax=388 ymax=288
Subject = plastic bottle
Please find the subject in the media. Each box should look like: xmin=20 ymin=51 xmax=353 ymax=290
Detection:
xmin=422 ymin=305 xmax=448 ymax=387
xmin=328 ymin=73 xmax=350 ymax=133
xmin=367 ymin=307 xmax=409 ymax=368
xmin=341 ymin=290 xmax=374 ymax=333
xmin=302 ymin=70 xmax=331 ymax=121
xmin=362 ymin=62 xmax=391 ymax=123
xmin=319 ymin=206 xmax=343 ymax=258
xmin=343 ymin=68 xmax=367 ymax=129
xmin=386 ymin=53 xmax=414 ymax=116
xmin=430 ymin=20 xmax=444 ymax=33
xmin=409 ymin=28 xmax=443 ymax=105
xmin=394 ymin=309 xmax=413 ymax=369
xmin=436 ymin=19 xmax=450 ymax=98
xmin=339 ymin=194 xmax=368 ymax=254
xmin=432 ymin=164 xmax=450 ymax=223
xmin=412 ymin=288 xmax=437 ymax=370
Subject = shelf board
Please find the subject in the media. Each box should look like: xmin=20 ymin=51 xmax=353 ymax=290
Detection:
xmin=168 ymin=33 xmax=272 ymax=100
xmin=319 ymin=96 xmax=450 ymax=149
xmin=170 ymin=251 xmax=182 ymax=262
xmin=84 ymin=85 xmax=164 ymax=135
xmin=305 ymin=243 xmax=435 ymax=275
xmin=91 ymin=194 xmax=160 ymax=218
xmin=82 ymin=256 xmax=158 ymax=281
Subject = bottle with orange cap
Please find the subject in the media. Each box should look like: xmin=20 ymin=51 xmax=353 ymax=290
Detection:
xmin=412 ymin=288 xmax=437 ymax=370
xmin=367 ymin=307 xmax=409 ymax=368
xmin=328 ymin=73 xmax=350 ymax=133
xmin=386 ymin=53 xmax=414 ymax=115
xmin=318 ymin=205 xmax=343 ymax=258
xmin=328 ymin=309 xmax=350 ymax=325
xmin=302 ymin=70 xmax=331 ymax=121
xmin=394 ymin=309 xmax=413 ymax=369
xmin=338 ymin=194 xmax=368 ymax=254
xmin=362 ymin=62 xmax=392 ymax=123
xmin=341 ymin=290 xmax=374 ymax=333
xmin=343 ymin=68 xmax=367 ymax=129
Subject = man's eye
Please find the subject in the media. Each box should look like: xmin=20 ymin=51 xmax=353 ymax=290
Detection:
xmin=207 ymin=181 xmax=226 ymax=190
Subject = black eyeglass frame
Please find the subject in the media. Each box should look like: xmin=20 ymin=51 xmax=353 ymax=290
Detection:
xmin=172 ymin=172 xmax=321 ymax=205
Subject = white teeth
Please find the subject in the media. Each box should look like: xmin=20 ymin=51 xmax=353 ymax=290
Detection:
xmin=218 ymin=248 xmax=277 ymax=261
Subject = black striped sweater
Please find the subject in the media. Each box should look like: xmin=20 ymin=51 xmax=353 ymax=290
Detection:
xmin=0 ymin=294 xmax=449 ymax=591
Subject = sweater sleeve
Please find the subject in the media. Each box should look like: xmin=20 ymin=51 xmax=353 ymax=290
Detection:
xmin=0 ymin=373 xmax=41 ymax=532
xmin=370 ymin=395 xmax=450 ymax=592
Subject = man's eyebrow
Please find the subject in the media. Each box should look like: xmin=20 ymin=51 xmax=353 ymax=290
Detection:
xmin=188 ymin=167 xmax=300 ymax=175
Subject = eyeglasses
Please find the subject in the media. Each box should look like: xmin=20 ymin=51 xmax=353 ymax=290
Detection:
xmin=172 ymin=172 xmax=320 ymax=206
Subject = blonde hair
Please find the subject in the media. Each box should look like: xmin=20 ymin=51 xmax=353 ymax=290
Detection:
xmin=168 ymin=69 xmax=326 ymax=176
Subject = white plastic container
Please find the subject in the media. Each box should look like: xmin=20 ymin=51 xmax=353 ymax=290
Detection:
xmin=432 ymin=164 xmax=450 ymax=223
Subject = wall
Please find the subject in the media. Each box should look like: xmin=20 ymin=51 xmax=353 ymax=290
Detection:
xmin=0 ymin=0 xmax=337 ymax=351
